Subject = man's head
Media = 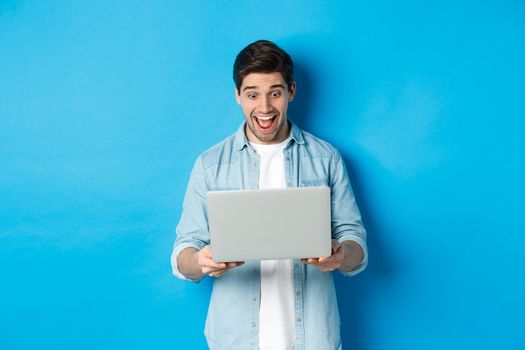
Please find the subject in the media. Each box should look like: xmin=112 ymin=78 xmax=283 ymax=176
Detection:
xmin=233 ymin=40 xmax=294 ymax=94
xmin=233 ymin=40 xmax=296 ymax=144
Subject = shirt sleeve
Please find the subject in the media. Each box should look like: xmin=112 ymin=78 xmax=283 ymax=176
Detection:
xmin=171 ymin=155 xmax=210 ymax=281
xmin=330 ymin=149 xmax=368 ymax=277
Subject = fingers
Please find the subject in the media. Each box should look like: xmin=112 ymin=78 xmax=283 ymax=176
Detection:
xmin=198 ymin=246 xmax=226 ymax=268
xmin=301 ymin=254 xmax=341 ymax=272
xmin=198 ymin=246 xmax=245 ymax=277
xmin=207 ymin=267 xmax=229 ymax=277
xmin=301 ymin=257 xmax=329 ymax=264
xmin=302 ymin=240 xmax=343 ymax=266
xmin=318 ymin=255 xmax=335 ymax=263
xmin=198 ymin=255 xmax=227 ymax=270
xmin=198 ymin=246 xmax=229 ymax=270
xmin=204 ymin=262 xmax=244 ymax=277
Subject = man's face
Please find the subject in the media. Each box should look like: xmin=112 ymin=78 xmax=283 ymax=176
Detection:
xmin=235 ymin=72 xmax=296 ymax=144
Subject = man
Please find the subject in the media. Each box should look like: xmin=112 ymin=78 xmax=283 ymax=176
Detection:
xmin=171 ymin=40 xmax=368 ymax=350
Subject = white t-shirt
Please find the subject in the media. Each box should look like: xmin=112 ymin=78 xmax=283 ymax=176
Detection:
xmin=249 ymin=138 xmax=296 ymax=350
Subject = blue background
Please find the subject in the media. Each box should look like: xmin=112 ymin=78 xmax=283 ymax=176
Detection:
xmin=1 ymin=1 xmax=524 ymax=349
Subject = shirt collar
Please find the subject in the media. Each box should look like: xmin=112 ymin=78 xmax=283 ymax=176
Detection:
xmin=233 ymin=118 xmax=305 ymax=151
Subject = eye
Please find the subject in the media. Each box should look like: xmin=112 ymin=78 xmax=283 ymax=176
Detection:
xmin=247 ymin=93 xmax=258 ymax=100
xmin=270 ymin=91 xmax=282 ymax=98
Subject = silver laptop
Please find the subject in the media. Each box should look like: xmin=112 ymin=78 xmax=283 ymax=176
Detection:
xmin=207 ymin=186 xmax=332 ymax=262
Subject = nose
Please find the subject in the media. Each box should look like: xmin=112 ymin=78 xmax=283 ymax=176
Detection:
xmin=258 ymin=96 xmax=272 ymax=114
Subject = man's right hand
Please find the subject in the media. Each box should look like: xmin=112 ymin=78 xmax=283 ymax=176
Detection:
xmin=196 ymin=245 xmax=244 ymax=278
xmin=178 ymin=245 xmax=244 ymax=280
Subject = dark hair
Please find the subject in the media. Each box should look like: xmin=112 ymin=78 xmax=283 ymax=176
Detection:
xmin=233 ymin=40 xmax=294 ymax=93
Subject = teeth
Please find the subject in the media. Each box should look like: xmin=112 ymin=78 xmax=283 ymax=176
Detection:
xmin=255 ymin=116 xmax=275 ymax=120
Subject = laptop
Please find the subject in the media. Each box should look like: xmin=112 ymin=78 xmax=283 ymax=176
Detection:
xmin=207 ymin=186 xmax=332 ymax=262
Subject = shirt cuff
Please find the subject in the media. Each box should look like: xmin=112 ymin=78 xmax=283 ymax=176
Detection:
xmin=171 ymin=243 xmax=201 ymax=281
xmin=337 ymin=234 xmax=368 ymax=277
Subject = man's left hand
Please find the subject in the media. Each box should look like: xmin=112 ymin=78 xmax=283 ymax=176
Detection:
xmin=301 ymin=239 xmax=344 ymax=272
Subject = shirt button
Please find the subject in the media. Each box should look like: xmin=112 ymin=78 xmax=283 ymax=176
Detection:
xmin=252 ymin=322 xmax=257 ymax=328
xmin=296 ymin=317 xmax=301 ymax=322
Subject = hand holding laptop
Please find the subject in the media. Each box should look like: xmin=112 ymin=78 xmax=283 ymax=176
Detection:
xmin=197 ymin=245 xmax=244 ymax=278
xmin=200 ymin=240 xmax=340 ymax=278
xmin=200 ymin=239 xmax=342 ymax=278
xmin=301 ymin=239 xmax=344 ymax=272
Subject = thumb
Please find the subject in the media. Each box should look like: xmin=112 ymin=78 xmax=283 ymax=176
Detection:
xmin=331 ymin=240 xmax=342 ymax=254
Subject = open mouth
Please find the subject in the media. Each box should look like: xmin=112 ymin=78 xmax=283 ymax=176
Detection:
xmin=254 ymin=115 xmax=277 ymax=131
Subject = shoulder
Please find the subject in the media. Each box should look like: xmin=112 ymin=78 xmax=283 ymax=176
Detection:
xmin=195 ymin=132 xmax=238 ymax=170
xmin=300 ymin=129 xmax=341 ymax=160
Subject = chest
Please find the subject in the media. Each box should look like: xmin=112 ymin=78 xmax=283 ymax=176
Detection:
xmin=205 ymin=147 xmax=332 ymax=191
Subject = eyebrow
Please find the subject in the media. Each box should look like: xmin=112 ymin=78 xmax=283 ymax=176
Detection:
xmin=242 ymin=84 xmax=287 ymax=92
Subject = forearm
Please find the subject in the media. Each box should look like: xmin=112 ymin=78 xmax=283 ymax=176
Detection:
xmin=338 ymin=240 xmax=364 ymax=273
xmin=177 ymin=247 xmax=206 ymax=281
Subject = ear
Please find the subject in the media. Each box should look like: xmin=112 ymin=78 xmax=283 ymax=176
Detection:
xmin=234 ymin=86 xmax=241 ymax=105
xmin=288 ymin=81 xmax=297 ymax=102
